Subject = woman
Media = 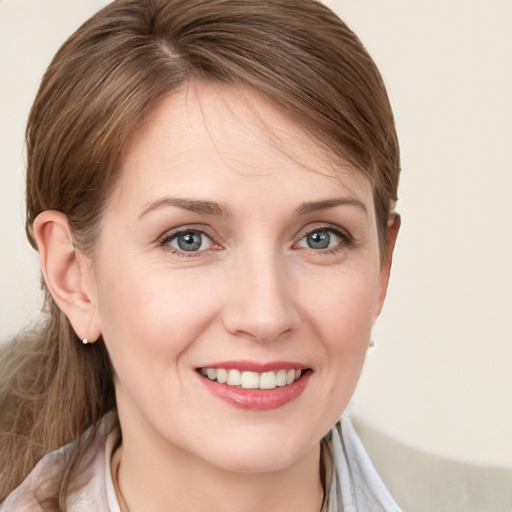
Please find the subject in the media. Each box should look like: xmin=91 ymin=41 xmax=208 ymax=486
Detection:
xmin=0 ymin=0 xmax=403 ymax=510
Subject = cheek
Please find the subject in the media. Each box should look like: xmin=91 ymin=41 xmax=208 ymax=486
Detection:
xmin=301 ymin=269 xmax=377 ymax=413
xmin=303 ymin=267 xmax=378 ymax=342
xmin=95 ymin=264 xmax=220 ymax=369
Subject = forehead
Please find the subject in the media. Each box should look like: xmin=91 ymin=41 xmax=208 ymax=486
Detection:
xmin=111 ymin=82 xmax=371 ymax=210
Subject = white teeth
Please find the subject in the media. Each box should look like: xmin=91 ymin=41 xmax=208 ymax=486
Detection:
xmin=216 ymin=368 xmax=228 ymax=384
xmin=276 ymin=369 xmax=287 ymax=387
xmin=227 ymin=369 xmax=241 ymax=386
xmin=200 ymin=367 xmax=304 ymax=389
xmin=259 ymin=371 xmax=277 ymax=390
xmin=241 ymin=371 xmax=259 ymax=389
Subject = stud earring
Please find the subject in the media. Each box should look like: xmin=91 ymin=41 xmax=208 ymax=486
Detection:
xmin=82 ymin=338 xmax=89 ymax=345
xmin=369 ymin=336 xmax=376 ymax=348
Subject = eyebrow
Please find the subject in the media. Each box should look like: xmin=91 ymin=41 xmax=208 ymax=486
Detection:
xmin=294 ymin=198 xmax=368 ymax=216
xmin=139 ymin=196 xmax=367 ymax=219
xmin=139 ymin=197 xmax=233 ymax=219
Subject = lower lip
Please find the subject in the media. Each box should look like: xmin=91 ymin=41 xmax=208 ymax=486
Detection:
xmin=198 ymin=371 xmax=311 ymax=411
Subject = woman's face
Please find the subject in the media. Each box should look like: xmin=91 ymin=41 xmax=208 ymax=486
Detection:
xmin=87 ymin=83 xmax=393 ymax=473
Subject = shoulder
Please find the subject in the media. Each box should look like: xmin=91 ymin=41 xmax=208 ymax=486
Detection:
xmin=0 ymin=445 xmax=64 ymax=512
xmin=352 ymin=416 xmax=512 ymax=512
xmin=1 ymin=413 xmax=119 ymax=512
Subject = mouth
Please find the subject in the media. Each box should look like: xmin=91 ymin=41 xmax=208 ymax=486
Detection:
xmin=196 ymin=362 xmax=311 ymax=411
xmin=197 ymin=367 xmax=304 ymax=390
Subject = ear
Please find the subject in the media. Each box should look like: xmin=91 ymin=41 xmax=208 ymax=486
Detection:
xmin=33 ymin=210 xmax=101 ymax=343
xmin=373 ymin=213 xmax=401 ymax=319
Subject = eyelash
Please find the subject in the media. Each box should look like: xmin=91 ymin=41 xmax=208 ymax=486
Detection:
xmin=157 ymin=224 xmax=354 ymax=258
xmin=157 ymin=227 xmax=219 ymax=259
xmin=295 ymin=224 xmax=354 ymax=254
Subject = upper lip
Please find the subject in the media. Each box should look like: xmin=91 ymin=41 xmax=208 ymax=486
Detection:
xmin=196 ymin=360 xmax=309 ymax=373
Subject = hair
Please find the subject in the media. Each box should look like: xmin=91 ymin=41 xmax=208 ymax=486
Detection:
xmin=0 ymin=0 xmax=400 ymax=509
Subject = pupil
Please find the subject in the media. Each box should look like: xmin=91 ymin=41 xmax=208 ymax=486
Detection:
xmin=307 ymin=231 xmax=330 ymax=249
xmin=178 ymin=232 xmax=202 ymax=251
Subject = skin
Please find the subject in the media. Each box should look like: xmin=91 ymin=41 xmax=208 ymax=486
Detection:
xmin=34 ymin=82 xmax=399 ymax=512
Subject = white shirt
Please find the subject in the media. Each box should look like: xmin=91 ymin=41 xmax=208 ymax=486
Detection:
xmin=1 ymin=412 xmax=402 ymax=512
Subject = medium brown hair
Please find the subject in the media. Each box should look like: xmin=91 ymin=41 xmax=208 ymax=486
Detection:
xmin=0 ymin=0 xmax=400 ymax=508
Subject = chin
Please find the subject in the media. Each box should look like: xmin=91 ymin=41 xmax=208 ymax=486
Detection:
xmin=209 ymin=449 xmax=305 ymax=475
xmin=196 ymin=425 xmax=320 ymax=475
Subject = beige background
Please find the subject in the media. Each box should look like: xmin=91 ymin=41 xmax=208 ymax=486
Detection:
xmin=1 ymin=0 xmax=511 ymax=468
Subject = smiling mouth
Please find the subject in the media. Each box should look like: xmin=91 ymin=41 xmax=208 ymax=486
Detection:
xmin=198 ymin=368 xmax=304 ymax=390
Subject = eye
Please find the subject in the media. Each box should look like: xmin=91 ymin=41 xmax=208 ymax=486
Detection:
xmin=166 ymin=230 xmax=214 ymax=252
xmin=296 ymin=228 xmax=345 ymax=250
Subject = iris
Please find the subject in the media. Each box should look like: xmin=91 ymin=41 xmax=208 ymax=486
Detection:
xmin=177 ymin=231 xmax=203 ymax=251
xmin=307 ymin=231 xmax=331 ymax=249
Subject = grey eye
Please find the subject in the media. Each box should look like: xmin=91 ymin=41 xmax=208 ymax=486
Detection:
xmin=169 ymin=231 xmax=212 ymax=252
xmin=307 ymin=231 xmax=331 ymax=249
xmin=297 ymin=229 xmax=342 ymax=250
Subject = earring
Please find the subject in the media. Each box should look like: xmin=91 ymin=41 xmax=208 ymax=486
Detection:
xmin=82 ymin=338 xmax=89 ymax=345
xmin=369 ymin=336 xmax=376 ymax=348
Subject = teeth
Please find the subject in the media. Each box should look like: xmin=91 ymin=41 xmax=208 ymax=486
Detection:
xmin=276 ymin=369 xmax=287 ymax=387
xmin=241 ymin=371 xmax=259 ymax=389
xmin=216 ymin=368 xmax=228 ymax=384
xmin=200 ymin=368 xmax=304 ymax=389
xmin=227 ymin=369 xmax=241 ymax=386
xmin=259 ymin=371 xmax=277 ymax=390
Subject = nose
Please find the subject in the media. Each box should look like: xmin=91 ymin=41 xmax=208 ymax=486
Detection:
xmin=222 ymin=246 xmax=296 ymax=343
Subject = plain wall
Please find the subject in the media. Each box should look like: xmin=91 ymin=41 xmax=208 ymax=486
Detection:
xmin=1 ymin=0 xmax=511 ymax=468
